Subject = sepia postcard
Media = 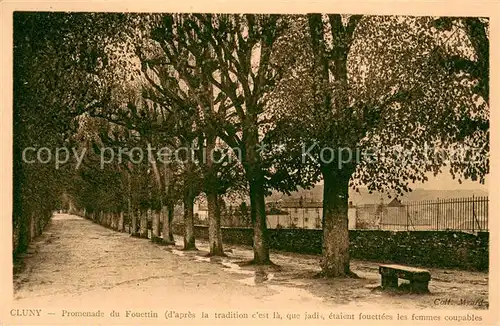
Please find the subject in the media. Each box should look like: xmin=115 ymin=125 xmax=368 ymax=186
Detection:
xmin=0 ymin=0 xmax=498 ymax=325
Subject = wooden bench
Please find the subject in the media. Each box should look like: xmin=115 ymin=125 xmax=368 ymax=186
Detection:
xmin=379 ymin=264 xmax=431 ymax=293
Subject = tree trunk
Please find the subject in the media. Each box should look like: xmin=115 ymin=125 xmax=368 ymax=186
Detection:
xmin=152 ymin=209 xmax=161 ymax=240
xmin=167 ymin=203 xmax=175 ymax=241
xmin=239 ymin=111 xmax=271 ymax=265
xmin=243 ymin=115 xmax=271 ymax=265
xmin=131 ymin=209 xmax=137 ymax=236
xmin=139 ymin=210 xmax=148 ymax=238
xmin=127 ymin=171 xmax=132 ymax=234
xmin=29 ymin=212 xmax=36 ymax=242
xmin=147 ymin=208 xmax=152 ymax=239
xmin=249 ymin=178 xmax=270 ymax=264
xmin=119 ymin=211 xmax=124 ymax=232
xmin=162 ymin=163 xmax=175 ymax=243
xmin=207 ymin=191 xmax=224 ymax=256
xmin=36 ymin=213 xmax=43 ymax=236
xmin=320 ymin=168 xmax=352 ymax=277
xmin=161 ymin=204 xmax=175 ymax=245
xmin=183 ymin=194 xmax=197 ymax=250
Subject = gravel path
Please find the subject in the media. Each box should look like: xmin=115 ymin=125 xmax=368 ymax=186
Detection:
xmin=13 ymin=214 xmax=488 ymax=310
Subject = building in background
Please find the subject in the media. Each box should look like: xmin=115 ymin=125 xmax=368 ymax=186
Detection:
xmin=273 ymin=199 xmax=322 ymax=229
xmin=194 ymin=193 xmax=488 ymax=232
xmin=266 ymin=207 xmax=291 ymax=228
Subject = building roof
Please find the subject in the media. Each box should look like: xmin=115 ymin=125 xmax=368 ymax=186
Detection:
xmin=388 ymin=198 xmax=403 ymax=207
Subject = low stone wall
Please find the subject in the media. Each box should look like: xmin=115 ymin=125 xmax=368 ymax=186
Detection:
xmin=172 ymin=224 xmax=488 ymax=271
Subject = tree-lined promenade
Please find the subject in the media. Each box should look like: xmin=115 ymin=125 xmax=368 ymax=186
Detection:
xmin=14 ymin=13 xmax=489 ymax=277
xmin=13 ymin=213 xmax=488 ymax=311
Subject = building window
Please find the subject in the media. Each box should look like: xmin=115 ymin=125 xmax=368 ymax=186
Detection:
xmin=294 ymin=208 xmax=298 ymax=213
xmin=304 ymin=218 xmax=309 ymax=222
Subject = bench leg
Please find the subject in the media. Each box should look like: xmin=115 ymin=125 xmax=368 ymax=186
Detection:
xmin=410 ymin=280 xmax=429 ymax=293
xmin=381 ymin=274 xmax=398 ymax=289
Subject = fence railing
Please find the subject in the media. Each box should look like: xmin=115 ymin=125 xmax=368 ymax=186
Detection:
xmin=355 ymin=196 xmax=488 ymax=232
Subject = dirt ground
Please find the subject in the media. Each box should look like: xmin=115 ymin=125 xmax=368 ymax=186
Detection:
xmin=13 ymin=214 xmax=489 ymax=310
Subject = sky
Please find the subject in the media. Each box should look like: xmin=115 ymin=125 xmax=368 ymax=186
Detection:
xmin=315 ymin=171 xmax=489 ymax=192
xmin=411 ymin=171 xmax=489 ymax=191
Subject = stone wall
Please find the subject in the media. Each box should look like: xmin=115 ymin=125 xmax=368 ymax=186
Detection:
xmin=172 ymin=224 xmax=488 ymax=271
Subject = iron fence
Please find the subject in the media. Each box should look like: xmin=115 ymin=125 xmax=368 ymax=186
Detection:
xmin=356 ymin=196 xmax=488 ymax=232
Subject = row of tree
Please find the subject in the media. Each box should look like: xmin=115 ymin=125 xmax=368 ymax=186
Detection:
xmin=13 ymin=12 xmax=130 ymax=255
xmin=14 ymin=12 xmax=488 ymax=277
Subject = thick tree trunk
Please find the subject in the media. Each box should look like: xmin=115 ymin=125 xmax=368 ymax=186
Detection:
xmin=127 ymin=171 xmax=132 ymax=234
xmin=29 ymin=212 xmax=36 ymax=241
xmin=183 ymin=194 xmax=197 ymax=250
xmin=161 ymin=204 xmax=175 ymax=245
xmin=147 ymin=141 xmax=164 ymax=242
xmin=139 ymin=210 xmax=148 ymax=238
xmin=167 ymin=204 xmax=175 ymax=241
xmin=131 ymin=210 xmax=137 ymax=236
xmin=243 ymin=113 xmax=271 ymax=265
xmin=147 ymin=208 xmax=152 ymax=239
xmin=162 ymin=163 xmax=175 ymax=243
xmin=207 ymin=191 xmax=224 ymax=256
xmin=249 ymin=178 xmax=271 ymax=264
xmin=152 ymin=209 xmax=161 ymax=240
xmin=320 ymin=168 xmax=352 ymax=277
xmin=112 ymin=213 xmax=116 ymax=230
xmin=119 ymin=211 xmax=124 ymax=232
xmin=204 ymin=127 xmax=225 ymax=256
xmin=307 ymin=14 xmax=361 ymax=277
